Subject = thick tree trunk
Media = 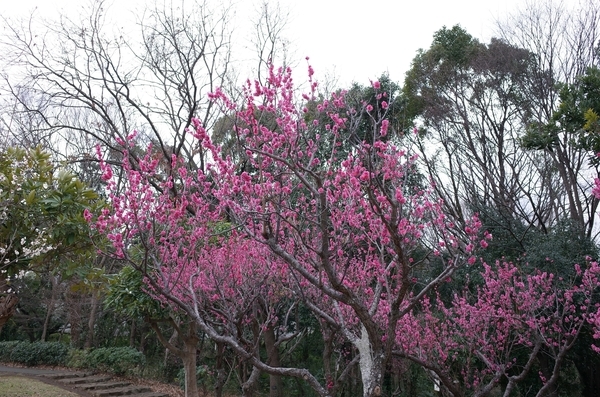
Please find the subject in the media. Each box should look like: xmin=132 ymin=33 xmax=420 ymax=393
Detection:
xmin=163 ymin=328 xmax=179 ymax=367
xmin=150 ymin=319 xmax=199 ymax=397
xmin=537 ymin=351 xmax=559 ymax=397
xmin=355 ymin=326 xmax=384 ymax=397
xmin=182 ymin=336 xmax=199 ymax=397
xmin=321 ymin=322 xmax=334 ymax=392
xmin=129 ymin=320 xmax=137 ymax=348
xmin=242 ymin=366 xmax=261 ymax=397
xmin=574 ymin=356 xmax=600 ymax=397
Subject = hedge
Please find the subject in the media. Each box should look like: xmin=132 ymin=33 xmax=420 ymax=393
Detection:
xmin=0 ymin=341 xmax=69 ymax=366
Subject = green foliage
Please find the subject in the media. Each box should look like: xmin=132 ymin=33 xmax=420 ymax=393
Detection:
xmin=431 ymin=25 xmax=480 ymax=66
xmin=66 ymin=349 xmax=89 ymax=369
xmin=104 ymin=266 xmax=165 ymax=319
xmin=475 ymin=206 xmax=598 ymax=278
xmin=403 ymin=25 xmax=535 ymax=136
xmin=0 ymin=146 xmax=101 ymax=275
xmin=69 ymin=347 xmax=145 ymax=376
xmin=0 ymin=341 xmax=68 ymax=366
xmin=0 ymin=341 xmax=20 ymax=361
xmin=525 ymin=66 xmax=600 ymax=164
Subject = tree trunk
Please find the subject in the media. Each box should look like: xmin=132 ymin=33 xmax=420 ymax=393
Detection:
xmin=129 ymin=320 xmax=137 ymax=348
xmin=41 ymin=275 xmax=60 ymax=342
xmin=163 ymin=328 xmax=178 ymax=367
xmin=41 ymin=278 xmax=54 ymax=340
xmin=150 ymin=319 xmax=199 ymax=397
xmin=264 ymin=326 xmax=283 ymax=397
xmin=182 ymin=334 xmax=199 ymax=397
xmin=321 ymin=322 xmax=334 ymax=393
xmin=537 ymin=351 xmax=559 ymax=397
xmin=214 ymin=341 xmax=226 ymax=397
xmin=355 ymin=326 xmax=384 ymax=397
xmin=84 ymin=291 xmax=100 ymax=349
xmin=242 ymin=366 xmax=261 ymax=397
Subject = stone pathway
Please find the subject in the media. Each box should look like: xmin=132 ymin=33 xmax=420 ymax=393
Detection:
xmin=0 ymin=365 xmax=171 ymax=397
xmin=40 ymin=371 xmax=170 ymax=397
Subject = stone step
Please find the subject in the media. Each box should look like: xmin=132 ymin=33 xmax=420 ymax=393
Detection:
xmin=40 ymin=371 xmax=95 ymax=380
xmin=75 ymin=381 xmax=132 ymax=390
xmin=40 ymin=371 xmax=169 ymax=396
xmin=59 ymin=375 xmax=114 ymax=385
xmin=91 ymin=385 xmax=153 ymax=396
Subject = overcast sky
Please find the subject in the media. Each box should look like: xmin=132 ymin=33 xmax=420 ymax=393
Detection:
xmin=0 ymin=0 xmax=580 ymax=87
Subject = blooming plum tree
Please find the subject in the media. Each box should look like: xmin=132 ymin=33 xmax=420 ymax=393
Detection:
xmin=94 ymin=63 xmax=485 ymax=397
xmin=94 ymin=142 xmax=315 ymax=396
xmin=395 ymin=259 xmax=600 ymax=396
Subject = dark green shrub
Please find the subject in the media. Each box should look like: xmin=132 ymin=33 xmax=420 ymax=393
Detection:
xmin=66 ymin=349 xmax=90 ymax=369
xmin=34 ymin=341 xmax=69 ymax=366
xmin=0 ymin=341 xmax=21 ymax=362
xmin=0 ymin=341 xmax=68 ymax=366
xmin=87 ymin=347 xmax=145 ymax=376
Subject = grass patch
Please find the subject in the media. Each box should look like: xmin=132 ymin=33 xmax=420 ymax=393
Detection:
xmin=0 ymin=375 xmax=78 ymax=397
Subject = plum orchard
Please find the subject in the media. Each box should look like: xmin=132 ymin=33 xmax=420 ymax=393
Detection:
xmin=92 ymin=64 xmax=600 ymax=397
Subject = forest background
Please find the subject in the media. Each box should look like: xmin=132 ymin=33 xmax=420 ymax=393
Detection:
xmin=1 ymin=1 xmax=600 ymax=397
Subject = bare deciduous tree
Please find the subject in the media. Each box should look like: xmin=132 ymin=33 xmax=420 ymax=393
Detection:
xmin=1 ymin=0 xmax=234 ymax=176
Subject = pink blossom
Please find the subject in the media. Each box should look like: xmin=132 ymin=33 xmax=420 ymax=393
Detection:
xmin=593 ymin=178 xmax=600 ymax=199
xmin=380 ymin=119 xmax=389 ymax=137
xmin=83 ymin=208 xmax=92 ymax=222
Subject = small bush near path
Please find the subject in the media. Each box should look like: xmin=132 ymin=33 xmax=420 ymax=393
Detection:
xmin=82 ymin=347 xmax=145 ymax=376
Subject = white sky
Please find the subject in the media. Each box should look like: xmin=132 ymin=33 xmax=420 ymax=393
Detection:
xmin=0 ymin=0 xmax=579 ymax=87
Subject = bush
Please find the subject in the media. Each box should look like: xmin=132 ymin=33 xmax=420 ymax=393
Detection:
xmin=66 ymin=349 xmax=89 ymax=369
xmin=0 ymin=341 xmax=21 ymax=362
xmin=86 ymin=347 xmax=145 ymax=376
xmin=0 ymin=341 xmax=68 ymax=366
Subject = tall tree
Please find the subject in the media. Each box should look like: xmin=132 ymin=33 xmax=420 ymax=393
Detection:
xmin=0 ymin=147 xmax=99 ymax=333
xmin=0 ymin=0 xmax=233 ymax=176
xmin=404 ymin=26 xmax=555 ymax=235
xmin=496 ymin=0 xmax=600 ymax=238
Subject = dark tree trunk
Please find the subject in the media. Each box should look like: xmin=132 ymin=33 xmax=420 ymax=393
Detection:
xmin=84 ymin=291 xmax=100 ymax=349
xmin=41 ymin=275 xmax=60 ymax=342
xmin=264 ymin=326 xmax=283 ymax=397
xmin=214 ymin=341 xmax=226 ymax=397
xmin=129 ymin=320 xmax=136 ymax=348
xmin=537 ymin=351 xmax=559 ymax=397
